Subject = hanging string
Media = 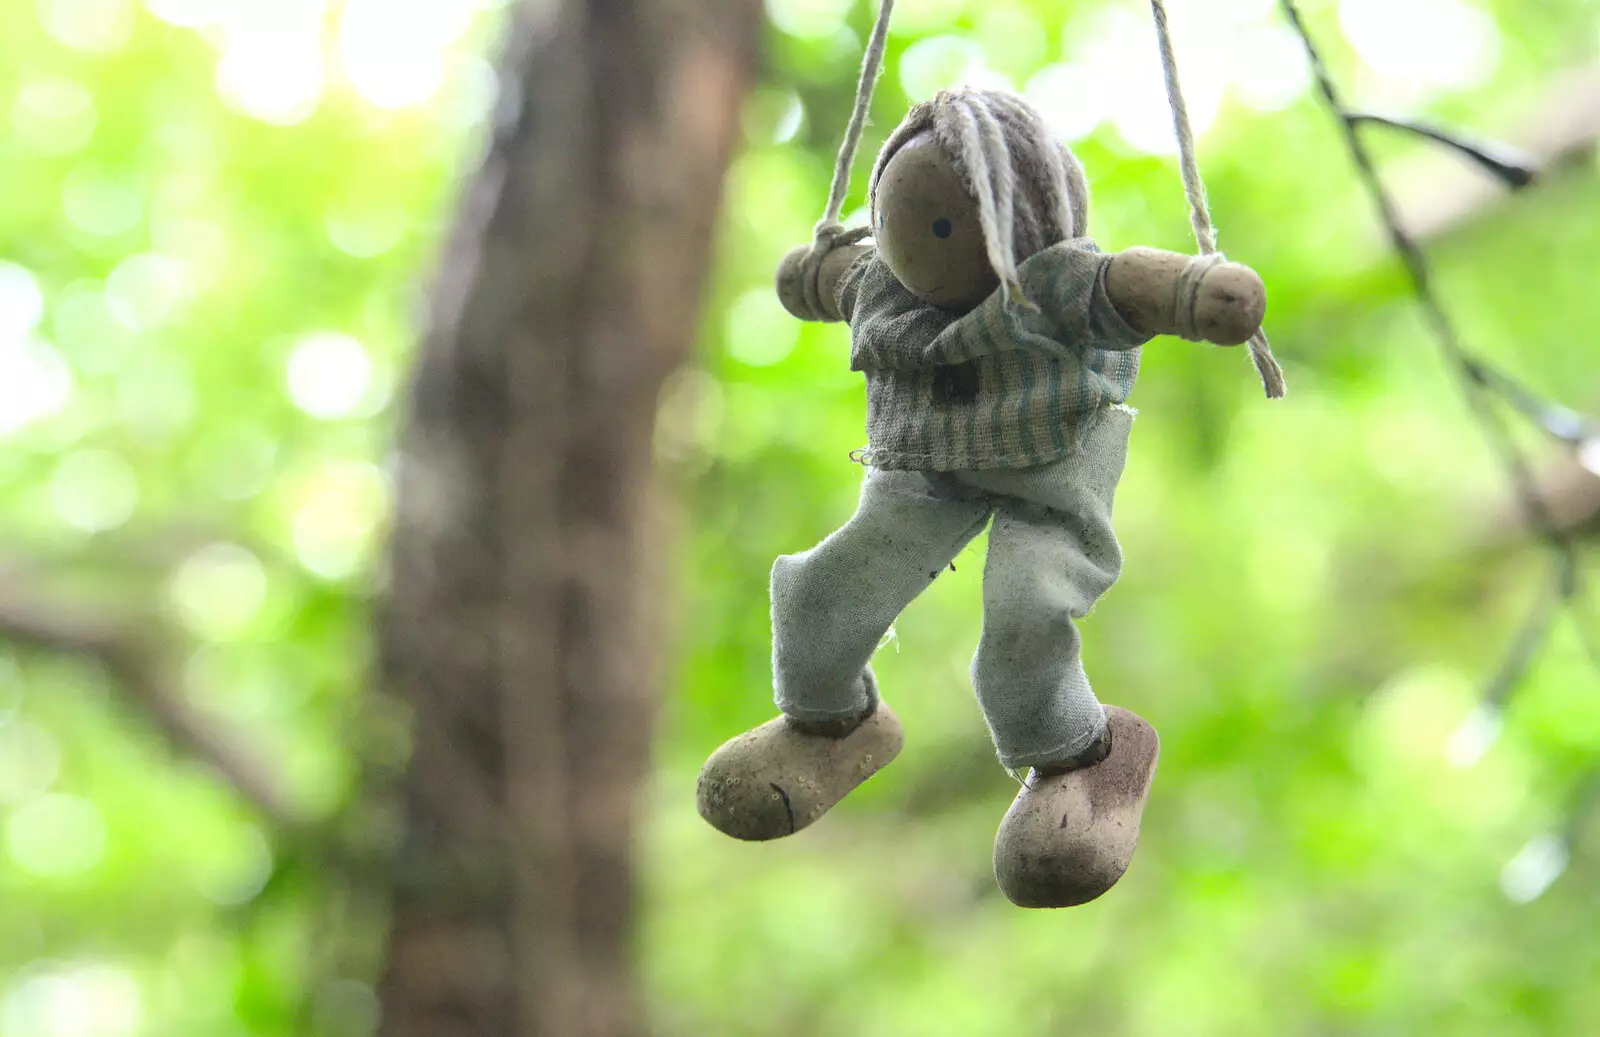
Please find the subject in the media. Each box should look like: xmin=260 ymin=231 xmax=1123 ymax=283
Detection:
xmin=822 ymin=0 xmax=895 ymax=231
xmin=799 ymin=0 xmax=895 ymax=319
xmin=1149 ymin=0 xmax=1287 ymax=398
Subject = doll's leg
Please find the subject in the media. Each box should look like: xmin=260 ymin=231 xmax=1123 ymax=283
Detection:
xmin=960 ymin=406 xmax=1160 ymax=908
xmin=962 ymin=407 xmax=1132 ymax=769
xmin=770 ymin=467 xmax=992 ymax=724
xmin=969 ymin=501 xmax=1117 ymax=769
xmin=697 ymin=468 xmax=991 ymax=842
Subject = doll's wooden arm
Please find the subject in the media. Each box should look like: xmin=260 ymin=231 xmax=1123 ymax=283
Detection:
xmin=775 ymin=242 xmax=874 ymax=323
xmin=1104 ymin=247 xmax=1265 ymax=346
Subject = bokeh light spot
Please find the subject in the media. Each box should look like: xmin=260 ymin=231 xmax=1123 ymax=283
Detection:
xmin=325 ymin=204 xmax=406 ymax=259
xmin=289 ymin=459 xmax=389 ymax=580
xmin=61 ymin=169 xmax=144 ymax=239
xmin=52 ymin=283 xmax=134 ymax=373
xmin=185 ymin=644 xmax=307 ymax=720
xmin=0 ymin=340 xmax=74 ymax=439
xmin=1501 ymin=833 xmax=1568 ymax=903
xmin=888 ymin=0 xmax=964 ymax=37
xmin=214 ymin=1 xmax=328 ymax=126
xmin=7 ymin=794 xmax=107 ymax=877
xmin=105 ymin=253 xmax=189 ymax=333
xmin=976 ymin=5 xmax=1046 ymax=79
xmin=1 ymin=961 xmax=143 ymax=1037
xmin=899 ymin=36 xmax=1006 ymax=100
xmin=338 ymin=0 xmax=474 ymax=110
xmin=0 ymin=262 xmax=45 ymax=347
xmin=37 ymin=0 xmax=134 ymax=53
xmin=10 ymin=79 xmax=97 ymax=156
xmin=1071 ymin=6 xmax=1224 ymax=156
xmin=445 ymin=54 xmax=501 ymax=131
xmin=193 ymin=824 xmax=274 ymax=905
xmin=1340 ymin=0 xmax=1500 ymax=91
xmin=1444 ymin=702 xmax=1502 ymax=769
xmin=764 ymin=0 xmax=853 ymax=41
xmin=196 ymin=425 xmax=279 ymax=501
xmin=143 ymin=0 xmax=212 ymax=27
xmin=726 ymin=289 xmax=799 ymax=368
xmin=116 ymin=354 xmax=197 ymax=441
xmin=49 ymin=448 xmax=140 ymax=533
xmin=158 ymin=934 xmax=240 ymax=1023
xmin=1024 ymin=63 xmax=1104 ymax=143
xmin=1227 ymin=23 xmax=1310 ymax=111
xmin=286 ymin=331 xmax=373 ymax=420
xmin=150 ymin=214 xmax=229 ymax=279
xmin=1578 ymin=436 xmax=1600 ymax=477
xmin=772 ymin=92 xmax=804 ymax=146
xmin=169 ymin=543 xmax=268 ymax=640
xmin=0 ymin=720 xmax=63 ymax=803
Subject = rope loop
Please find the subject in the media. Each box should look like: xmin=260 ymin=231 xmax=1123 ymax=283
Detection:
xmin=1172 ymin=252 xmax=1227 ymax=342
xmin=820 ymin=0 xmax=896 ymax=229
xmin=798 ymin=220 xmax=874 ymax=321
xmin=799 ymin=220 xmax=846 ymax=320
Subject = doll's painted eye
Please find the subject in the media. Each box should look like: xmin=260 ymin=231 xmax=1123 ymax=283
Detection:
xmin=932 ymin=217 xmax=952 ymax=239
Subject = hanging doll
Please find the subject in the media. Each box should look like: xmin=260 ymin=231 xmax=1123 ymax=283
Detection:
xmin=697 ymin=88 xmax=1267 ymax=909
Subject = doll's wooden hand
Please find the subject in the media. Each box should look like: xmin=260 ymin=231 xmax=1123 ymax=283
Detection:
xmin=776 ymin=241 xmax=873 ymax=323
xmin=1104 ymin=247 xmax=1265 ymax=346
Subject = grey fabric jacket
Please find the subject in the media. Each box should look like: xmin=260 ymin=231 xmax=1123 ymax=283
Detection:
xmin=837 ymin=238 xmax=1148 ymax=471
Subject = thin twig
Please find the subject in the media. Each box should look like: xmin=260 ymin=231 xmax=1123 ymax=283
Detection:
xmin=1481 ymin=567 xmax=1566 ymax=710
xmin=1346 ymin=112 xmax=1540 ymax=189
xmin=1469 ymin=360 xmax=1596 ymax=445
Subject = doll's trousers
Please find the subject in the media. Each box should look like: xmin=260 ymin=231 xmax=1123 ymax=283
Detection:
xmin=770 ymin=406 xmax=1131 ymax=770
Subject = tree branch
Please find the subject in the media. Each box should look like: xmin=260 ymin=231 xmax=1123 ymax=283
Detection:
xmin=0 ymin=584 xmax=301 ymax=828
xmin=1348 ymin=111 xmax=1539 ymax=190
xmin=1279 ymin=0 xmax=1600 ymax=893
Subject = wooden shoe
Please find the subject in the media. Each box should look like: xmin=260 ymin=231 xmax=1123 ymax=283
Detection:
xmin=992 ymin=706 xmax=1159 ymax=908
xmin=696 ymin=702 xmax=903 ymax=841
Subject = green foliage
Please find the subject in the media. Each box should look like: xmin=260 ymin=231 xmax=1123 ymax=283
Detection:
xmin=0 ymin=0 xmax=1596 ymax=1035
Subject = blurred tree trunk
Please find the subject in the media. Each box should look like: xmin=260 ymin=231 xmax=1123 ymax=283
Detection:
xmin=373 ymin=1 xmax=758 ymax=1034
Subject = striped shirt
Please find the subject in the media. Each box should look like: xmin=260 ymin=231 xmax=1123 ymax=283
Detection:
xmin=836 ymin=238 xmax=1148 ymax=471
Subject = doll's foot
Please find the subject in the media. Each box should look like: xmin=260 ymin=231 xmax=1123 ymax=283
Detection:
xmin=696 ymin=700 xmax=903 ymax=841
xmin=992 ymin=706 xmax=1159 ymax=908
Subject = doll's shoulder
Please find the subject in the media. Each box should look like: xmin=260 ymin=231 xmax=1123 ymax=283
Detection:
xmin=1016 ymin=237 xmax=1115 ymax=293
xmin=1028 ymin=236 xmax=1107 ymax=265
xmin=836 ymin=245 xmax=912 ymax=322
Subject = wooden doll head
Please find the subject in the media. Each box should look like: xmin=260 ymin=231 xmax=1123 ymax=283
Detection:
xmin=872 ymin=133 xmax=996 ymax=312
xmin=869 ymin=89 xmax=1089 ymax=313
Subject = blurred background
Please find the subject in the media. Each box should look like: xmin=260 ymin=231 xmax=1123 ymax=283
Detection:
xmin=1 ymin=0 xmax=1598 ymax=1033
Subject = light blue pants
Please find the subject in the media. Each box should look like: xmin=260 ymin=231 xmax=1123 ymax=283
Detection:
xmin=770 ymin=407 xmax=1131 ymax=770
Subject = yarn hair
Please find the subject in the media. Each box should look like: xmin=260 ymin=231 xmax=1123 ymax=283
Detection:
xmin=868 ymin=88 xmax=1090 ymax=308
